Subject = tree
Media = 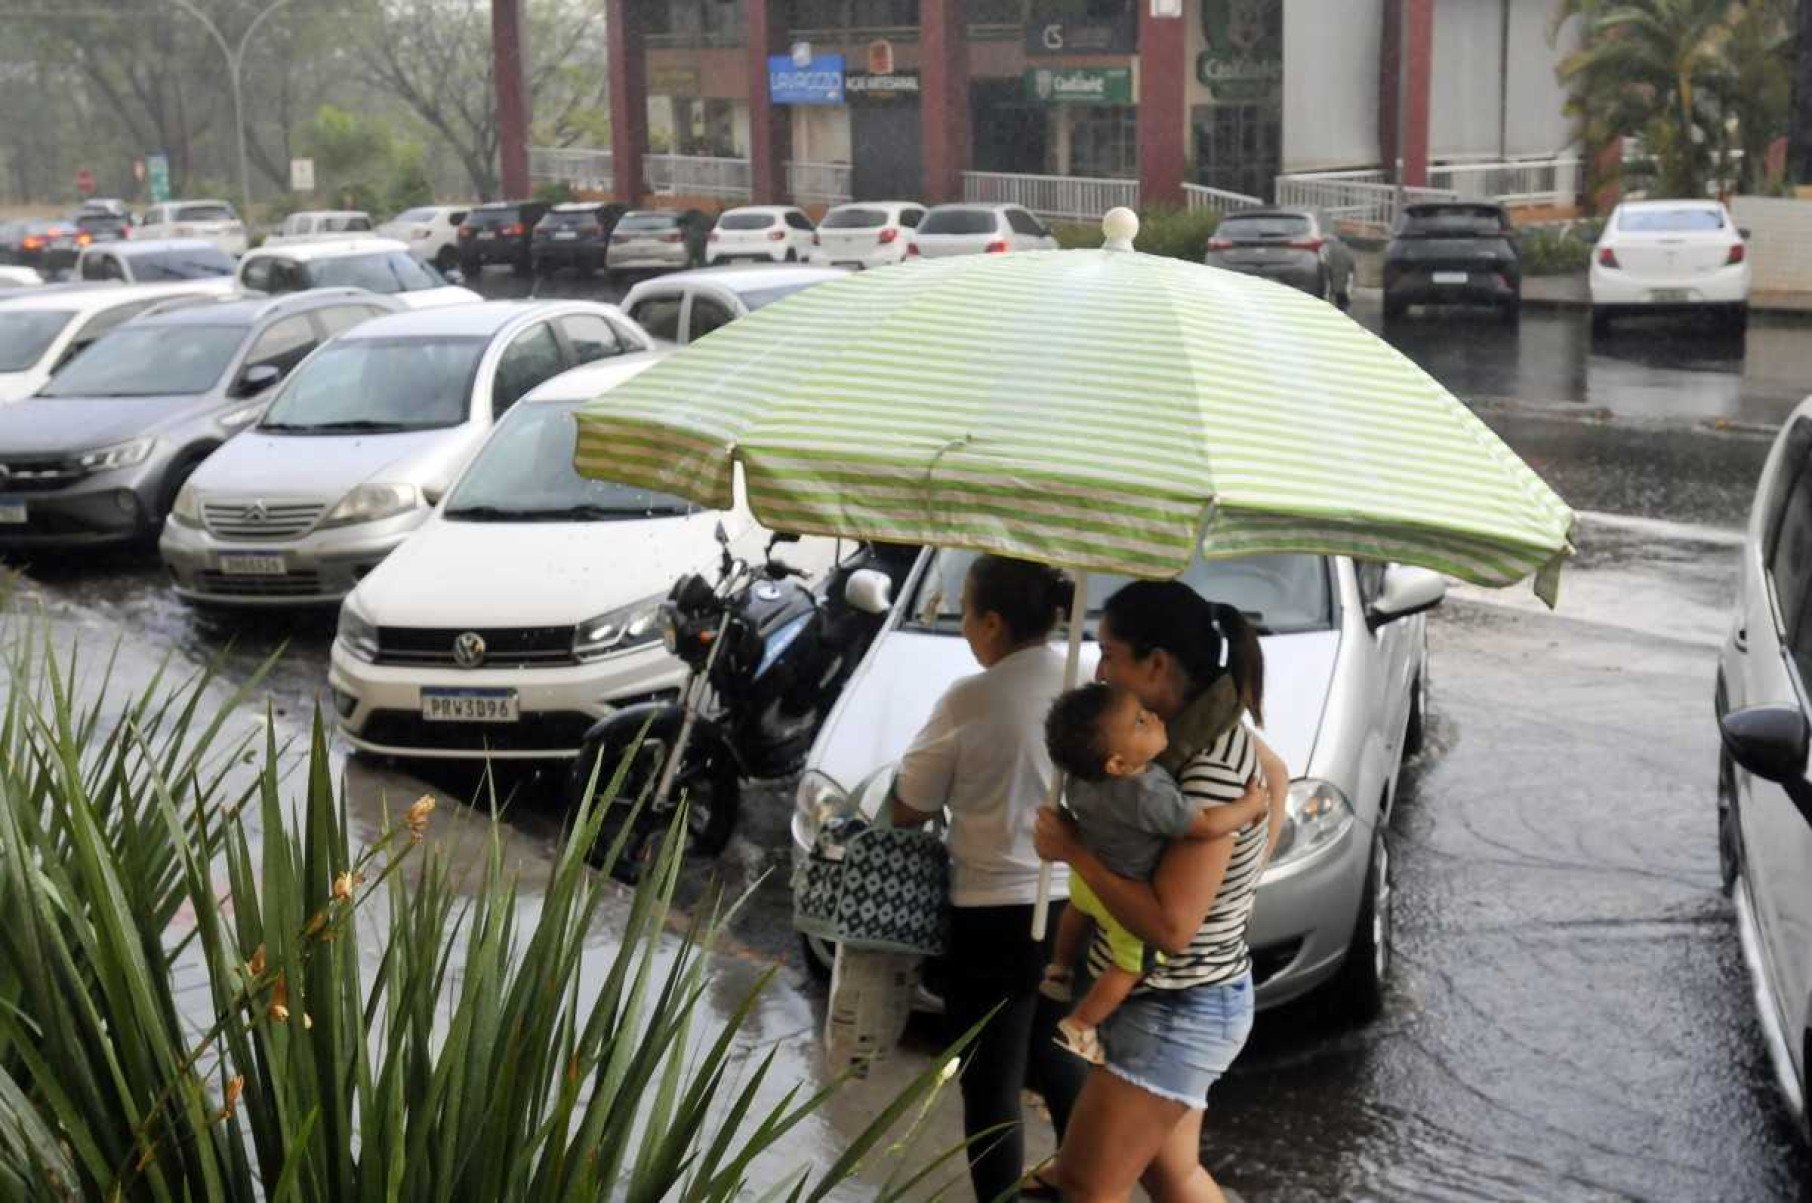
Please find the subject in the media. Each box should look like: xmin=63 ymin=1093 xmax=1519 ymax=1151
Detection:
xmin=1721 ymin=0 xmax=1796 ymax=193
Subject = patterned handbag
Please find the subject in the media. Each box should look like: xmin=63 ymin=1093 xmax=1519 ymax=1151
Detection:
xmin=794 ymin=783 xmax=949 ymax=957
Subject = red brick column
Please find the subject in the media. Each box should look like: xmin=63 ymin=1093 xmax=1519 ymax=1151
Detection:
xmin=1138 ymin=3 xmax=1188 ymax=208
xmin=606 ymin=0 xmax=647 ymax=205
xmin=492 ymin=0 xmax=532 ymax=199
xmin=1400 ymin=0 xmax=1434 ymax=187
xmin=921 ymin=0 xmax=970 ymax=204
xmin=1379 ymin=0 xmax=1402 ymax=173
xmin=748 ymin=0 xmax=791 ymax=203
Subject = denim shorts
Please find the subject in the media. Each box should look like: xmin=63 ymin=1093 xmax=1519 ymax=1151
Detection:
xmin=1100 ymin=973 xmax=1255 ymax=1108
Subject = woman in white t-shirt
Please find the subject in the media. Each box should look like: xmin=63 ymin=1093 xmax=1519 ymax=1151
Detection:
xmin=891 ymin=553 xmax=1089 ymax=1203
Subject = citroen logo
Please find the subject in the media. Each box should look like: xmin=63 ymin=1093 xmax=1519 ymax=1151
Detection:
xmin=242 ymin=500 xmax=268 ymax=523
xmin=453 ymin=632 xmax=487 ymax=669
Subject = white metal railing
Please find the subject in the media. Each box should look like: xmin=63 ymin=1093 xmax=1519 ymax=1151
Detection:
xmin=961 ymin=171 xmax=1138 ymax=223
xmin=787 ymin=161 xmax=852 ymax=206
xmin=1274 ymin=173 xmax=1458 ymax=233
xmin=1427 ymin=156 xmax=1582 ymax=206
xmin=1183 ymin=182 xmax=1266 ymax=214
xmin=529 ymin=147 xmax=613 ymax=194
xmin=646 ymin=154 xmax=751 ymax=201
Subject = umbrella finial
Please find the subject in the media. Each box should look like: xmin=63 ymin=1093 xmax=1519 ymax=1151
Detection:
xmin=1101 ymin=207 xmax=1139 ymax=252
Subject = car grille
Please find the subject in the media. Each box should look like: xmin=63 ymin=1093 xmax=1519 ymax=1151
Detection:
xmin=192 ymin=570 xmax=327 ymax=598
xmin=359 ymin=710 xmax=594 ymax=753
xmin=374 ymin=626 xmax=579 ymax=668
xmin=203 ymin=500 xmax=326 ymax=540
xmin=0 ymin=458 xmax=87 ymax=494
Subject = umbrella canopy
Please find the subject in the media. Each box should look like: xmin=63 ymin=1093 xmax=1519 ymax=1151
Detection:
xmin=574 ymin=244 xmax=1575 ymax=602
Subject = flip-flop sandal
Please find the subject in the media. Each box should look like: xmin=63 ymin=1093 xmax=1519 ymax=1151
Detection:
xmin=1018 ymin=1168 xmax=1063 ymax=1199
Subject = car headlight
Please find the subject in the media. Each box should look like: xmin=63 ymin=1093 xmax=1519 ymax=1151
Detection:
xmin=77 ymin=437 xmax=154 ymax=473
xmin=169 ymin=482 xmax=202 ymax=527
xmin=574 ymin=594 xmax=666 ymax=661
xmin=217 ymin=402 xmax=263 ymax=431
xmin=336 ymin=599 xmax=379 ymax=663
xmin=320 ymin=482 xmax=424 ymax=529
xmin=1267 ymin=779 xmax=1356 ymax=873
xmin=795 ymin=770 xmax=849 ymax=844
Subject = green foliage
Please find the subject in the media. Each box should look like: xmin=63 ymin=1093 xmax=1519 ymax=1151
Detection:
xmin=0 ymin=620 xmax=976 ymax=1200
xmin=387 ymin=148 xmax=437 ymax=216
xmin=534 ymin=180 xmax=577 ymax=205
xmin=1517 ymin=221 xmax=1604 ymax=276
xmin=1052 ymin=207 xmax=1221 ymax=261
xmin=1052 ymin=222 xmax=1101 ymax=250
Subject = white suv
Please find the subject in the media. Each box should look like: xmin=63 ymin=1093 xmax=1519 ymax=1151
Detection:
xmin=907 ymin=204 xmax=1058 ymax=259
xmin=706 ymin=206 xmax=816 ymax=265
xmin=137 ymin=200 xmax=249 ymax=258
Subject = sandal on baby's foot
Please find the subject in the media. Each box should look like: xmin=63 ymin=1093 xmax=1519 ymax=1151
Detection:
xmin=1054 ymin=1017 xmax=1104 ymax=1065
xmin=1038 ymin=965 xmax=1074 ymax=1004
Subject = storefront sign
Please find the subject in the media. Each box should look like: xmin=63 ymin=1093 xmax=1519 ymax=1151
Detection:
xmin=845 ymin=69 xmax=920 ymax=104
xmin=1196 ymin=0 xmax=1283 ymax=103
xmin=1026 ymin=3 xmax=1138 ymax=55
xmin=769 ymin=53 xmax=846 ymax=105
xmin=1025 ymin=67 xmax=1134 ymax=105
xmin=650 ymin=65 xmax=701 ymax=95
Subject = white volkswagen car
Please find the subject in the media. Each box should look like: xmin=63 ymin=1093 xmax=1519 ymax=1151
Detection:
xmin=792 ymin=549 xmax=1443 ymax=1019
xmin=808 ymin=201 xmax=927 ymax=270
xmin=1590 ymin=199 xmax=1751 ymax=336
xmin=907 ymin=204 xmax=1059 ymax=259
xmin=706 ymin=206 xmax=816 ymax=265
xmin=236 ymin=239 xmax=481 ymax=310
xmin=328 ymin=355 xmax=832 ymax=761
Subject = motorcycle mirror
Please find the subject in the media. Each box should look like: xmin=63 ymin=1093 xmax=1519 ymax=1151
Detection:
xmin=714 ymin=520 xmax=729 ymax=547
xmin=844 ymin=568 xmax=894 ymax=617
xmin=769 ymin=531 xmax=801 ymax=546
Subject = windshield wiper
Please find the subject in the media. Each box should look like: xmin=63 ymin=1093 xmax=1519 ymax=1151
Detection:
xmin=443 ymin=504 xmax=543 ymax=521
xmin=262 ymin=419 xmax=415 ymax=434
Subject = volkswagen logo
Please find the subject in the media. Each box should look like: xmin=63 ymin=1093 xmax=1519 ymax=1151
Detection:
xmin=452 ymin=632 xmax=487 ymax=669
xmin=242 ymin=500 xmax=268 ymax=523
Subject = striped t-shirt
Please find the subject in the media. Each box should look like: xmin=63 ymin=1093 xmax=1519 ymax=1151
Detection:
xmin=1086 ymin=721 xmax=1264 ymax=992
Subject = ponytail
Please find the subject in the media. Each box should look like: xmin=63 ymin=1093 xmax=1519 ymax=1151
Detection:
xmin=1211 ymin=602 xmax=1265 ymax=728
xmin=1101 ymin=582 xmax=1266 ymax=726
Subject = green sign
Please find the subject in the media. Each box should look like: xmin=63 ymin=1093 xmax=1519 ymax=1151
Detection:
xmin=1023 ymin=67 xmax=1133 ymax=106
xmin=1196 ymin=0 xmax=1282 ymax=103
xmin=146 ymin=152 xmax=171 ymax=204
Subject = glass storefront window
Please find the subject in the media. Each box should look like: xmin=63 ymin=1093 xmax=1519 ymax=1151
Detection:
xmin=1069 ymin=106 xmax=1138 ymax=179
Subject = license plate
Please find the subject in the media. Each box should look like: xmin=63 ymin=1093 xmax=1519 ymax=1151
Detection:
xmin=1432 ymin=271 xmax=1469 ymax=285
xmin=421 ymin=689 xmax=519 ymax=723
xmin=1650 ymin=288 xmax=1690 ymax=302
xmin=478 ymin=231 xmax=495 ymax=240
xmin=217 ymin=553 xmax=286 ymax=576
xmin=553 ymin=230 xmax=578 ymax=241
xmin=0 ymin=501 xmax=24 ymax=525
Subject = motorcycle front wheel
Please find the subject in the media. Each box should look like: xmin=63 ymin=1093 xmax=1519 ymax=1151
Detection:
xmin=566 ymin=727 xmax=740 ymax=880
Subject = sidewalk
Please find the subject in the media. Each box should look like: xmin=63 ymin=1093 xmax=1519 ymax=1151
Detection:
xmin=1520 ymin=272 xmax=1812 ymax=314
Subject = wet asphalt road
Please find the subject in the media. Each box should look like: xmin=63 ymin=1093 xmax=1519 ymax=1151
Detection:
xmin=9 ymin=274 xmax=1812 ymax=1199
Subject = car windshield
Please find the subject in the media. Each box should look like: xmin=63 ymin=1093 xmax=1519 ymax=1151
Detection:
xmin=174 ymin=203 xmax=235 ymax=223
xmin=719 ymin=212 xmax=777 ymax=231
xmin=919 ymin=208 xmax=996 ymax=236
xmin=301 ymin=251 xmax=442 ymax=293
xmin=903 ymin=550 xmax=1336 ymax=636
xmin=1619 ymin=207 xmax=1726 ymax=233
xmin=616 ymin=214 xmax=677 ymax=233
xmin=259 ymin=336 xmax=484 ymax=432
xmin=445 ymin=400 xmax=697 ymax=521
xmin=40 ymin=325 xmax=245 ymax=397
xmin=822 ymin=208 xmax=887 ymax=229
xmin=128 ymin=247 xmax=235 ymax=280
xmin=1218 ymin=214 xmax=1313 ymax=239
xmin=465 ymin=208 xmax=518 ymax=229
xmin=0 ymin=310 xmax=75 ymax=371
xmin=542 ymin=210 xmax=603 ymax=230
xmin=736 ymin=282 xmax=827 ymax=311
xmin=1397 ymin=208 xmax=1508 ymax=238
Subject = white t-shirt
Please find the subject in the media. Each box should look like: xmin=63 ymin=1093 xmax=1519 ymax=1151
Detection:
xmin=895 ymin=644 xmax=1072 ymax=909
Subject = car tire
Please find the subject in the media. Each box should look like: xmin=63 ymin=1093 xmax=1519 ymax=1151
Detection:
xmin=1724 ymin=303 xmax=1750 ymax=338
xmin=459 ymin=257 xmax=481 ymax=279
xmin=1718 ymin=747 xmax=1741 ymax=896
xmin=512 ymin=254 xmax=532 ymax=277
xmin=1383 ymin=293 xmax=1407 ymax=322
xmin=433 ymin=246 xmax=459 ymax=272
xmin=1591 ymin=307 xmax=1613 ymax=339
xmin=1329 ymin=830 xmax=1392 ymax=1024
xmin=1335 ymin=272 xmax=1353 ymax=311
xmin=1499 ymin=294 xmax=1521 ymax=325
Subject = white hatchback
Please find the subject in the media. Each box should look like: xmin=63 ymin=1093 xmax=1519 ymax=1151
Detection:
xmin=377 ymin=205 xmax=470 ymax=273
xmin=809 ymin=201 xmax=927 ymax=269
xmin=706 ymin=206 xmax=816 ymax=265
xmin=908 ymin=204 xmax=1059 ymax=259
xmin=1590 ymin=199 xmax=1751 ymax=336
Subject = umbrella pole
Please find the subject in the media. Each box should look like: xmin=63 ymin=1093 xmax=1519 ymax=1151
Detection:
xmin=1032 ymin=570 xmax=1089 ymax=942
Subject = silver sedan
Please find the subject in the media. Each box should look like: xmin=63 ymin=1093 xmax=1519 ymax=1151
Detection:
xmin=1206 ymin=208 xmax=1357 ymax=308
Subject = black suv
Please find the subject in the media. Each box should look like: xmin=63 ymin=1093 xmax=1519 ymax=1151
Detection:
xmin=532 ymin=202 xmax=626 ymax=277
xmin=456 ymin=200 xmax=551 ymax=276
xmin=1382 ymin=202 xmax=1521 ymax=323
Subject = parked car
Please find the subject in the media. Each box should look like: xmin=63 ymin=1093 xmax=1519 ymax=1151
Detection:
xmin=161 ymin=301 xmax=653 ymax=605
xmin=532 ymin=202 xmax=626 ymax=277
xmin=1207 ymin=207 xmax=1356 ymax=308
xmin=605 ymin=209 xmax=710 ymax=278
xmin=1714 ymin=397 xmax=1812 ymax=1139
xmin=1382 ymin=202 xmax=1521 ymax=322
xmin=77 ymin=198 xmax=130 ymax=220
xmin=1590 ymin=199 xmax=1750 ymax=337
xmin=377 ymin=205 xmax=470 ymax=272
xmin=0 ymin=290 xmax=399 ymax=548
xmin=791 ymin=549 xmax=1442 ymax=1018
xmin=0 ymin=267 xmax=42 ymax=290
xmin=621 ymin=264 xmax=847 ymax=347
xmin=0 ymin=281 xmax=237 ymax=404
xmin=456 ymin=200 xmax=551 ymax=275
xmin=136 ymin=200 xmax=249 ymax=258
xmin=72 ymin=209 xmax=131 ymax=245
xmin=326 ymin=350 xmax=831 ymax=760
xmin=263 ymin=210 xmax=375 ymax=247
xmin=76 ymin=238 xmax=238 ymax=285
xmin=907 ymin=204 xmax=1058 ymax=259
xmin=236 ymin=239 xmax=480 ymax=310
xmin=808 ymin=201 xmax=927 ymax=270
xmin=706 ymin=206 xmax=816 ymax=265
xmin=3 ymin=220 xmax=85 ymax=275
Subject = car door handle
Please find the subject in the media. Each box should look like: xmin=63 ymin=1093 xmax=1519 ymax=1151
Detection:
xmin=1734 ymin=626 xmax=1748 ymax=653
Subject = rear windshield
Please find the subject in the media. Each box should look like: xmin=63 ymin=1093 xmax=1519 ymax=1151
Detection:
xmin=174 ymin=203 xmax=236 ymax=223
xmin=822 ymin=208 xmax=888 ymax=230
xmin=617 ymin=213 xmax=678 ymax=232
xmin=918 ymin=208 xmax=997 ymax=236
xmin=75 ymin=214 xmax=128 ymax=233
xmin=301 ymin=251 xmax=442 ymax=293
xmin=126 ymin=247 xmax=236 ymax=280
xmin=0 ymin=310 xmax=75 ymax=372
xmin=1217 ymin=214 xmax=1312 ymax=240
xmin=541 ymin=210 xmax=605 ymax=230
xmin=719 ymin=212 xmax=777 ymax=231
xmin=1397 ymin=208 xmax=1509 ymax=238
xmin=322 ymin=214 xmax=371 ymax=232
xmin=464 ymin=208 xmax=519 ymax=228
xmin=1618 ymin=207 xmax=1726 ymax=233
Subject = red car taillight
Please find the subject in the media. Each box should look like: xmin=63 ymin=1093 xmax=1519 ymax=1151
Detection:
xmin=1728 ymin=243 xmax=1747 ymax=265
xmin=767 ymin=229 xmax=786 ymax=241
xmin=459 ymin=227 xmax=475 ymax=239
xmin=21 ymin=236 xmax=42 ymax=251
xmin=1207 ymin=237 xmax=1233 ymax=251
xmin=984 ymin=240 xmax=1008 ymax=253
xmin=1287 ymin=237 xmax=1325 ymax=251
xmin=660 ymin=231 xmax=683 ymax=243
xmin=1598 ymin=247 xmax=1619 ymax=268
xmin=906 ymin=242 xmax=920 ymax=257
xmin=76 ymin=232 xmax=92 ymax=246
xmin=878 ymin=228 xmax=899 ymax=244
xmin=504 ymin=223 xmax=524 ymax=237
xmin=708 ymin=231 xmax=720 ymax=242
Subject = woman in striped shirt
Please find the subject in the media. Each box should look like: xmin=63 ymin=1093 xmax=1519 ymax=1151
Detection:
xmin=1030 ymin=580 xmax=1287 ymax=1203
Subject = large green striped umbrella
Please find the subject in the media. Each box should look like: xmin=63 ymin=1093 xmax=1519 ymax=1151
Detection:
xmin=574 ymin=230 xmax=1573 ymax=604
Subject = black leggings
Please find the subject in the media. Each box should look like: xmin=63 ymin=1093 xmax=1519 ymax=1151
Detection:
xmin=944 ymin=902 xmax=1088 ymax=1203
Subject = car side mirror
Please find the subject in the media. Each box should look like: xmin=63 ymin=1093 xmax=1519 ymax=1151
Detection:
xmin=235 ymin=363 xmax=282 ymax=398
xmin=1367 ymin=565 xmax=1446 ymax=630
xmin=714 ymin=519 xmax=729 ymax=547
xmin=1721 ymin=706 xmax=1810 ymax=784
xmin=844 ymin=568 xmax=894 ymax=616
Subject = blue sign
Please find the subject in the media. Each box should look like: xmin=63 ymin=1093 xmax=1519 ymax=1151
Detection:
xmin=769 ymin=53 xmax=845 ymax=105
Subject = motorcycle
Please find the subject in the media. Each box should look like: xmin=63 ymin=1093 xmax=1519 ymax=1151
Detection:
xmin=566 ymin=525 xmax=913 ymax=878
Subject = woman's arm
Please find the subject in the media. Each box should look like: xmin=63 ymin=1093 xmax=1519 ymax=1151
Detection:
xmin=1034 ymin=811 xmax=1235 ymax=955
